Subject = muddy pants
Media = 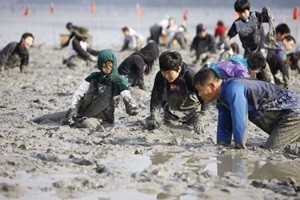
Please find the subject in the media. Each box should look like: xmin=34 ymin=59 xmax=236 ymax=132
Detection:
xmin=264 ymin=115 xmax=300 ymax=149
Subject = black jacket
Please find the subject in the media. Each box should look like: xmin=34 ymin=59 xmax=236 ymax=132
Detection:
xmin=190 ymin=33 xmax=216 ymax=58
xmin=118 ymin=42 xmax=159 ymax=87
xmin=0 ymin=42 xmax=29 ymax=71
xmin=150 ymin=63 xmax=205 ymax=118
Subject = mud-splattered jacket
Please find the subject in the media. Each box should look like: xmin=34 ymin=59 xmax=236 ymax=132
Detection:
xmin=217 ymin=78 xmax=300 ymax=145
xmin=0 ymin=42 xmax=29 ymax=70
xmin=150 ymin=63 xmax=206 ymax=120
xmin=227 ymin=11 xmax=268 ymax=54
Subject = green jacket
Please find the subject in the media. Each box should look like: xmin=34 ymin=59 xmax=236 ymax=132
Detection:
xmin=85 ymin=49 xmax=128 ymax=95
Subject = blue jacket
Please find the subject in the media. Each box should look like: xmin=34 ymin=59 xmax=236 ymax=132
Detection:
xmin=217 ymin=78 xmax=300 ymax=145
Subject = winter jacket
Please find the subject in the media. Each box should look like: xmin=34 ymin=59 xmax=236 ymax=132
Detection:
xmin=150 ymin=63 xmax=206 ymax=120
xmin=0 ymin=42 xmax=29 ymax=71
xmin=208 ymin=55 xmax=249 ymax=79
xmin=118 ymin=42 xmax=159 ymax=87
xmin=217 ymin=78 xmax=300 ymax=145
xmin=190 ymin=33 xmax=217 ymax=59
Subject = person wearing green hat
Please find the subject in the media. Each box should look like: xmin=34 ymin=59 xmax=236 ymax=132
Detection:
xmin=64 ymin=26 xmax=99 ymax=68
xmin=65 ymin=49 xmax=139 ymax=128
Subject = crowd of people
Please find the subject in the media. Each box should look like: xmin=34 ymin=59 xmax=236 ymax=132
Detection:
xmin=1 ymin=0 xmax=300 ymax=154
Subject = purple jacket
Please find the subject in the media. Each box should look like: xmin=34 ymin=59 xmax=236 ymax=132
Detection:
xmin=208 ymin=60 xmax=250 ymax=79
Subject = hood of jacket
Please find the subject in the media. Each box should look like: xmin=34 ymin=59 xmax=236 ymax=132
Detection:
xmin=85 ymin=49 xmax=118 ymax=84
xmin=134 ymin=42 xmax=159 ymax=63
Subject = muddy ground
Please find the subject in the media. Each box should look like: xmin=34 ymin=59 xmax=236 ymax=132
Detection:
xmin=0 ymin=44 xmax=300 ymax=200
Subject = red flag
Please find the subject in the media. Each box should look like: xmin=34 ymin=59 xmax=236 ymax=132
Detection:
xmin=23 ymin=4 xmax=29 ymax=16
xmin=136 ymin=4 xmax=142 ymax=17
xmin=50 ymin=2 xmax=54 ymax=15
xmin=234 ymin=12 xmax=239 ymax=20
xmin=183 ymin=9 xmax=188 ymax=21
xmin=91 ymin=3 xmax=95 ymax=16
xmin=293 ymin=7 xmax=298 ymax=21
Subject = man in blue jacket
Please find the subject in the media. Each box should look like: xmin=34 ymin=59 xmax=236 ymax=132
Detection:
xmin=193 ymin=67 xmax=300 ymax=149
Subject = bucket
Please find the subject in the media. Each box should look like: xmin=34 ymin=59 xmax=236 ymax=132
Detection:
xmin=59 ymin=34 xmax=70 ymax=47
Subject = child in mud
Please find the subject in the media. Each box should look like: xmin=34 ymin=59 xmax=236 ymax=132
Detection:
xmin=193 ymin=67 xmax=300 ymax=150
xmin=206 ymin=52 xmax=266 ymax=79
xmin=145 ymin=51 xmax=209 ymax=134
xmin=118 ymin=42 xmax=159 ymax=90
xmin=0 ymin=32 xmax=34 ymax=73
xmin=224 ymin=0 xmax=282 ymax=84
xmin=65 ymin=49 xmax=139 ymax=128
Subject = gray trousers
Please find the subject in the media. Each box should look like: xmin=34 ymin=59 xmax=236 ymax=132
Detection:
xmin=264 ymin=115 xmax=300 ymax=149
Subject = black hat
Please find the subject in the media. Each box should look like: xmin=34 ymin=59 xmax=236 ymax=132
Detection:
xmin=196 ymin=23 xmax=205 ymax=34
xmin=66 ymin=22 xmax=74 ymax=30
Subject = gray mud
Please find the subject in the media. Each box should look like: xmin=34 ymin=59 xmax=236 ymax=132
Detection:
xmin=0 ymin=45 xmax=300 ymax=199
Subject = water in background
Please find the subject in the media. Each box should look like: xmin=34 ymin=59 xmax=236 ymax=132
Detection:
xmin=0 ymin=3 xmax=298 ymax=49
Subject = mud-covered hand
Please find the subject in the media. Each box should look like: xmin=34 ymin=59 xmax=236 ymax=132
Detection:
xmin=194 ymin=122 xmax=205 ymax=134
xmin=145 ymin=116 xmax=160 ymax=130
xmin=68 ymin=108 xmax=79 ymax=120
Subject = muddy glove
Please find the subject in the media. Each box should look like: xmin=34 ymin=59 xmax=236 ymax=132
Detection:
xmin=123 ymin=96 xmax=139 ymax=116
xmin=88 ymin=55 xmax=97 ymax=62
xmin=145 ymin=115 xmax=160 ymax=130
xmin=194 ymin=123 xmax=205 ymax=134
xmin=68 ymin=108 xmax=79 ymax=119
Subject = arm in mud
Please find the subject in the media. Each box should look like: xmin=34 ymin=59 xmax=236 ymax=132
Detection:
xmin=149 ymin=72 xmax=165 ymax=119
xmin=72 ymin=39 xmax=90 ymax=60
xmin=267 ymin=52 xmax=290 ymax=87
xmin=225 ymin=82 xmax=248 ymax=146
xmin=20 ymin=51 xmax=29 ymax=73
xmin=120 ymin=37 xmax=130 ymax=52
xmin=0 ymin=42 xmax=17 ymax=66
xmin=133 ymin=60 xmax=146 ymax=89
xmin=189 ymin=37 xmax=198 ymax=57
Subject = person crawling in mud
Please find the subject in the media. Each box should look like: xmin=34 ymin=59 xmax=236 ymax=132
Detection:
xmin=64 ymin=49 xmax=139 ymax=128
xmin=0 ymin=32 xmax=34 ymax=73
xmin=193 ymin=67 xmax=300 ymax=150
xmin=145 ymin=51 xmax=210 ymax=134
xmin=118 ymin=42 xmax=159 ymax=90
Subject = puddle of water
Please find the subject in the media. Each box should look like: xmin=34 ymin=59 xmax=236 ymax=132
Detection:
xmin=150 ymin=153 xmax=173 ymax=165
xmin=204 ymin=154 xmax=300 ymax=182
xmin=106 ymin=154 xmax=152 ymax=173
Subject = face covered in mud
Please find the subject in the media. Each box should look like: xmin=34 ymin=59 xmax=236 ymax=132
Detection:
xmin=102 ymin=60 xmax=114 ymax=75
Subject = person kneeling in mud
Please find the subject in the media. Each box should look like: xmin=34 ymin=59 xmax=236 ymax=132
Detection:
xmin=64 ymin=49 xmax=139 ymax=128
xmin=193 ymin=67 xmax=300 ymax=150
xmin=145 ymin=51 xmax=209 ymax=134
